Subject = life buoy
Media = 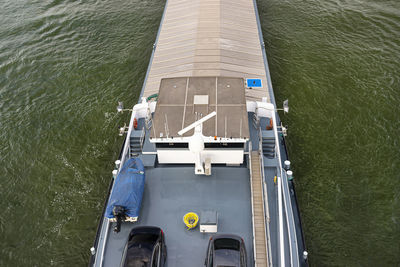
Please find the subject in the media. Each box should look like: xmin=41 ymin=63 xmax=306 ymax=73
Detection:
xmin=266 ymin=118 xmax=273 ymax=130
xmin=133 ymin=118 xmax=138 ymax=129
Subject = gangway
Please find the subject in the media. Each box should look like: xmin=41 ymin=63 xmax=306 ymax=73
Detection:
xmin=250 ymin=151 xmax=269 ymax=267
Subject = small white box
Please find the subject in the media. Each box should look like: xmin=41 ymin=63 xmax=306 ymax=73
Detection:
xmin=194 ymin=95 xmax=209 ymax=105
xmin=200 ymin=211 xmax=218 ymax=233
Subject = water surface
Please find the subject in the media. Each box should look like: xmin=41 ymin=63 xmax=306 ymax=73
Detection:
xmin=258 ymin=0 xmax=400 ymax=265
xmin=0 ymin=0 xmax=399 ymax=266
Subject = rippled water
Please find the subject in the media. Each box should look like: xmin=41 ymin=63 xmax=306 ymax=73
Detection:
xmin=0 ymin=0 xmax=163 ymax=265
xmin=258 ymin=0 xmax=400 ymax=265
xmin=0 ymin=0 xmax=399 ymax=266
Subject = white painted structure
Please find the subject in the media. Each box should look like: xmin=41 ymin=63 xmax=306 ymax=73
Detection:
xmin=154 ymin=111 xmax=246 ymax=174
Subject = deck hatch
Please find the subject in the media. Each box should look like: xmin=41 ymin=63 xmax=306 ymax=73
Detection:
xmin=151 ymin=77 xmax=249 ymax=139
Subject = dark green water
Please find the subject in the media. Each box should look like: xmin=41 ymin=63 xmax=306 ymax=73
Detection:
xmin=258 ymin=0 xmax=400 ymax=265
xmin=0 ymin=0 xmax=399 ymax=266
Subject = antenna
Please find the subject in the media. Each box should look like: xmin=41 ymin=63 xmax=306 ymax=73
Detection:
xmin=116 ymin=101 xmax=133 ymax=113
xmin=275 ymin=99 xmax=289 ymax=113
xmin=283 ymin=99 xmax=289 ymax=113
xmin=117 ymin=102 xmax=124 ymax=113
xmin=164 ymin=114 xmax=169 ymax=138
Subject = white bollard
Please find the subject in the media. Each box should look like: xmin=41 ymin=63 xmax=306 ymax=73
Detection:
xmin=115 ymin=160 xmax=121 ymax=169
xmin=284 ymin=160 xmax=291 ymax=170
xmin=112 ymin=170 xmax=118 ymax=179
xmin=287 ymin=170 xmax=293 ymax=180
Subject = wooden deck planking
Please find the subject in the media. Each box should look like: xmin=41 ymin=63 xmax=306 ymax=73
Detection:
xmin=142 ymin=0 xmax=270 ymax=102
xmin=251 ymin=151 xmax=269 ymax=267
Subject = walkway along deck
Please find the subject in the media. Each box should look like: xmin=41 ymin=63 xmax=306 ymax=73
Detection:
xmin=250 ymin=151 xmax=269 ymax=267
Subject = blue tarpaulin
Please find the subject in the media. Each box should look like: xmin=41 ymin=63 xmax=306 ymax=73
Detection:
xmin=105 ymin=158 xmax=145 ymax=219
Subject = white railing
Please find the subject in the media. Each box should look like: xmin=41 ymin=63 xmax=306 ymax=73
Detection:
xmin=258 ymin=127 xmax=273 ymax=267
xmin=95 ymin=109 xmax=137 ymax=267
xmin=268 ymin=110 xmax=287 ymax=267
xmin=270 ymin=110 xmax=299 ymax=267
xmin=255 ymin=104 xmax=300 ymax=266
xmin=248 ymin=142 xmax=258 ymax=267
xmin=139 ymin=126 xmax=146 ymax=151
xmin=250 ymin=123 xmax=273 ymax=267
xmin=256 ymin=104 xmax=298 ymax=266
xmin=121 ymin=111 xmax=138 ymax=165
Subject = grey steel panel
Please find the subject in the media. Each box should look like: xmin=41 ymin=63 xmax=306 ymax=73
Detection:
xmin=102 ymin=166 xmax=255 ymax=267
xmin=151 ymin=77 xmax=249 ymax=139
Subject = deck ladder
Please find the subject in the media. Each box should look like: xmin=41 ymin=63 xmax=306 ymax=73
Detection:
xmin=250 ymin=151 xmax=269 ymax=267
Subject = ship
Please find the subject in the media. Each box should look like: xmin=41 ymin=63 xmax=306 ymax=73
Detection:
xmin=89 ymin=0 xmax=307 ymax=266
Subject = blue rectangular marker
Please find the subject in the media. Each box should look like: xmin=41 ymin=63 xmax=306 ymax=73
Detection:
xmin=246 ymin=78 xmax=262 ymax=88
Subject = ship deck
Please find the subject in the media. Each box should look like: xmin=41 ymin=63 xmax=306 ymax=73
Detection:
xmin=90 ymin=0 xmax=308 ymax=265
xmin=101 ymin=165 xmax=254 ymax=267
xmin=141 ymin=0 xmax=271 ymax=102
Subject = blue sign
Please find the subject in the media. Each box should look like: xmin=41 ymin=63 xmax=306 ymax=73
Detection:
xmin=246 ymin=78 xmax=262 ymax=88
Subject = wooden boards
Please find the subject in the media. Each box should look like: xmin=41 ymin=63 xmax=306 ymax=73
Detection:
xmin=142 ymin=0 xmax=270 ymax=102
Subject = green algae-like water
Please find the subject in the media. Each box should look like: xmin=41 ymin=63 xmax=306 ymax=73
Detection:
xmin=0 ymin=0 xmax=399 ymax=266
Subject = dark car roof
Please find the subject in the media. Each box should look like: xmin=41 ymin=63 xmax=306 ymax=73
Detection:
xmin=210 ymin=234 xmax=244 ymax=267
xmin=214 ymin=249 xmax=240 ymax=267
xmin=129 ymin=226 xmax=162 ymax=239
xmin=124 ymin=246 xmax=152 ymax=267
xmin=211 ymin=234 xmax=243 ymax=243
xmin=124 ymin=226 xmax=163 ymax=267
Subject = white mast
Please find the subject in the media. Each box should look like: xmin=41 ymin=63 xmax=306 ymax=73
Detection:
xmin=178 ymin=111 xmax=216 ymax=174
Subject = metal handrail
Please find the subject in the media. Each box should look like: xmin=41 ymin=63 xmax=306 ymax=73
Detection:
xmin=255 ymin=103 xmax=300 ymax=266
xmin=248 ymin=142 xmax=257 ymax=267
xmin=269 ymin=109 xmax=288 ymax=266
xmin=95 ymin=109 xmax=137 ymax=266
xmin=270 ymin=110 xmax=299 ymax=267
xmin=258 ymin=127 xmax=273 ymax=267
xmin=255 ymin=106 xmax=287 ymax=266
xmin=139 ymin=127 xmax=145 ymax=151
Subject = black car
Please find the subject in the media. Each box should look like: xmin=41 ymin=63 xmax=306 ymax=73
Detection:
xmin=205 ymin=234 xmax=247 ymax=267
xmin=121 ymin=226 xmax=167 ymax=267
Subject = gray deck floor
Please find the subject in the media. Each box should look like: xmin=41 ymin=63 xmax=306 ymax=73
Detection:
xmin=151 ymin=77 xmax=249 ymax=139
xmin=102 ymin=166 xmax=254 ymax=267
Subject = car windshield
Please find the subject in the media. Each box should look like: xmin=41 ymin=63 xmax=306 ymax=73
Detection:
xmin=214 ymin=249 xmax=240 ymax=267
xmin=124 ymin=234 xmax=159 ymax=267
xmin=214 ymin=238 xmax=240 ymax=251
xmin=130 ymin=234 xmax=159 ymax=245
